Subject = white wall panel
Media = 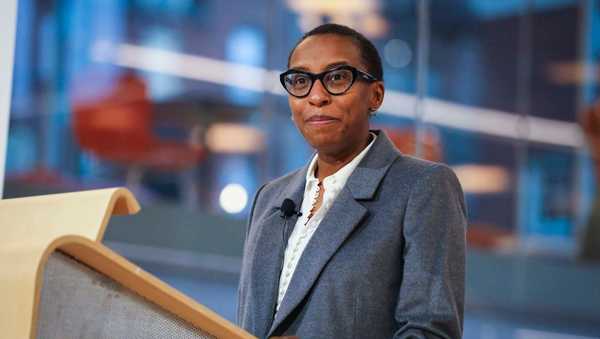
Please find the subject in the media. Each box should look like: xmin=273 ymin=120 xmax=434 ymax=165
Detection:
xmin=0 ymin=0 xmax=18 ymax=197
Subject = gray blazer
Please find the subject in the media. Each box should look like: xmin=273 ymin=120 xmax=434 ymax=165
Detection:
xmin=238 ymin=131 xmax=467 ymax=339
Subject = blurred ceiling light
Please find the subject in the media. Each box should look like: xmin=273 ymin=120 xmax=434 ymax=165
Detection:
xmin=92 ymin=41 xmax=284 ymax=95
xmin=381 ymin=91 xmax=583 ymax=148
xmin=205 ymin=123 xmax=265 ymax=154
xmin=547 ymin=61 xmax=599 ymax=85
xmin=286 ymin=0 xmax=388 ymax=38
xmin=451 ymin=164 xmax=510 ymax=194
xmin=219 ymin=183 xmax=248 ymax=214
xmin=92 ymin=41 xmax=583 ymax=148
xmin=383 ymin=39 xmax=413 ymax=68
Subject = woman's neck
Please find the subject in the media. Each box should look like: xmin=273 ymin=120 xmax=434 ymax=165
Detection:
xmin=314 ymin=133 xmax=372 ymax=181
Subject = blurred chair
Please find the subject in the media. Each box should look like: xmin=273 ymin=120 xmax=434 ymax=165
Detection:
xmin=466 ymin=223 xmax=515 ymax=251
xmin=71 ymin=71 xmax=205 ymax=203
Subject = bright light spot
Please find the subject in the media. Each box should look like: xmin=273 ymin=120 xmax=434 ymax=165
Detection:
xmin=219 ymin=184 xmax=248 ymax=214
xmin=384 ymin=39 xmax=412 ymax=68
xmin=452 ymin=165 xmax=510 ymax=194
xmin=206 ymin=123 xmax=265 ymax=154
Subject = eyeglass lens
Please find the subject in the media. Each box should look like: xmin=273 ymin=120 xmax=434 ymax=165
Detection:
xmin=283 ymin=68 xmax=354 ymax=97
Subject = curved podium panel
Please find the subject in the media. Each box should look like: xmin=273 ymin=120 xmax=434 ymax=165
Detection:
xmin=0 ymin=188 xmax=255 ymax=339
xmin=38 ymin=251 xmax=214 ymax=339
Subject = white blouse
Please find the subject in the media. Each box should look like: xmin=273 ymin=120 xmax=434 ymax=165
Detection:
xmin=276 ymin=133 xmax=377 ymax=311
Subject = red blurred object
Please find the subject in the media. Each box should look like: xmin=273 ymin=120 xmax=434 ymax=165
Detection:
xmin=72 ymin=72 xmax=204 ymax=172
xmin=382 ymin=127 xmax=443 ymax=162
xmin=466 ymin=223 xmax=516 ymax=251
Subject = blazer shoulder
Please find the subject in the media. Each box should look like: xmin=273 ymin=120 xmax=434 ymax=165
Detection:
xmin=390 ymin=154 xmax=458 ymax=181
xmin=392 ymin=155 xmax=466 ymax=217
xmin=387 ymin=155 xmax=463 ymax=198
xmin=259 ymin=167 xmax=304 ymax=198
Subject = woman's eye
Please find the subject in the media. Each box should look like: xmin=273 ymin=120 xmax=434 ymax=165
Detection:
xmin=329 ymin=71 xmax=349 ymax=82
xmin=292 ymin=76 xmax=308 ymax=87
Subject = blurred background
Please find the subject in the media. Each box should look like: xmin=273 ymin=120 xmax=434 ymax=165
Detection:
xmin=3 ymin=0 xmax=600 ymax=338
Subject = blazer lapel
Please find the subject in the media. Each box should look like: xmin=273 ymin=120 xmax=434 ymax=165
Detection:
xmin=247 ymin=167 xmax=306 ymax=338
xmin=267 ymin=131 xmax=401 ymax=336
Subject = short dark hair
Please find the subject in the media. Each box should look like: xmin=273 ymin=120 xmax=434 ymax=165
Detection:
xmin=287 ymin=23 xmax=383 ymax=81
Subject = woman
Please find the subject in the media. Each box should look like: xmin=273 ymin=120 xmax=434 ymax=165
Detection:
xmin=238 ymin=23 xmax=466 ymax=339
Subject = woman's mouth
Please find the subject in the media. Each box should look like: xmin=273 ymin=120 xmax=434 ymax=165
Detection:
xmin=306 ymin=115 xmax=338 ymax=125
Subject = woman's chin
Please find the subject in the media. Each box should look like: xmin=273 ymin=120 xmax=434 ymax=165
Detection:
xmin=305 ymin=134 xmax=340 ymax=150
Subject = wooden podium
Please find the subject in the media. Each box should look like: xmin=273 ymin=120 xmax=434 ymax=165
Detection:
xmin=0 ymin=188 xmax=255 ymax=339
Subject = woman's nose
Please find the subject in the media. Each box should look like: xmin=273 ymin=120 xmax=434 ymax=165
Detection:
xmin=307 ymin=79 xmax=331 ymax=107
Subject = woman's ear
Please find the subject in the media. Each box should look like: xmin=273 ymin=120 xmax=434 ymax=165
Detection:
xmin=370 ymin=82 xmax=385 ymax=111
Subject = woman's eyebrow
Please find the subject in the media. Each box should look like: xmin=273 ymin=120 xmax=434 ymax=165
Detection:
xmin=288 ymin=66 xmax=309 ymax=71
xmin=325 ymin=61 xmax=350 ymax=70
xmin=288 ymin=61 xmax=351 ymax=72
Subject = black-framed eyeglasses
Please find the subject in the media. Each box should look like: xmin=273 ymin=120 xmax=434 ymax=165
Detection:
xmin=279 ymin=65 xmax=378 ymax=98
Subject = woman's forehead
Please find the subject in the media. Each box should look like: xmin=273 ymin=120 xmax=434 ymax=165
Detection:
xmin=289 ymin=34 xmax=362 ymax=71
